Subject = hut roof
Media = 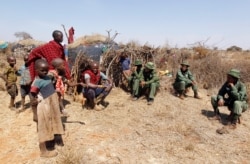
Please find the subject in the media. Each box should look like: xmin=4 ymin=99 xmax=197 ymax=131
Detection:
xmin=17 ymin=39 xmax=45 ymax=46
xmin=68 ymin=34 xmax=107 ymax=48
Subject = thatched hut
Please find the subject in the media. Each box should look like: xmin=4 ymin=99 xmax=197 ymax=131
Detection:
xmin=12 ymin=39 xmax=45 ymax=58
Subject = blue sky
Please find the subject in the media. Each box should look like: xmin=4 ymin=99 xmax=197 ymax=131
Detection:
xmin=1 ymin=0 xmax=250 ymax=49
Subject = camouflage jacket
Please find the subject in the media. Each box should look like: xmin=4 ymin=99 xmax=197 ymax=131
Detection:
xmin=174 ymin=69 xmax=194 ymax=84
xmin=217 ymin=80 xmax=248 ymax=104
xmin=130 ymin=68 xmax=144 ymax=80
xmin=141 ymin=69 xmax=159 ymax=85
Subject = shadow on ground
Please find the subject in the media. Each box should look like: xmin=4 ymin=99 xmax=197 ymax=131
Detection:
xmin=201 ymin=109 xmax=230 ymax=125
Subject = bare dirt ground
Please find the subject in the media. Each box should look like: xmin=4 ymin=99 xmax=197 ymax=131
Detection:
xmin=0 ymin=75 xmax=250 ymax=164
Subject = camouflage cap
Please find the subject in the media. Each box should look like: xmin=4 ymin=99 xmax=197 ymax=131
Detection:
xmin=227 ymin=69 xmax=240 ymax=79
xmin=181 ymin=61 xmax=190 ymax=67
xmin=145 ymin=62 xmax=155 ymax=70
xmin=134 ymin=60 xmax=142 ymax=66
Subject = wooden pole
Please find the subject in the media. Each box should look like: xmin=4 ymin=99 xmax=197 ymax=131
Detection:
xmin=61 ymin=24 xmax=69 ymax=43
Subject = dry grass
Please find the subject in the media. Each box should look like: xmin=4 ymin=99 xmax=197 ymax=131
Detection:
xmin=56 ymin=147 xmax=85 ymax=164
xmin=0 ymin=45 xmax=250 ymax=163
xmin=17 ymin=39 xmax=45 ymax=46
xmin=179 ymin=51 xmax=250 ymax=90
xmin=68 ymin=34 xmax=107 ymax=48
xmin=154 ymin=47 xmax=250 ymax=83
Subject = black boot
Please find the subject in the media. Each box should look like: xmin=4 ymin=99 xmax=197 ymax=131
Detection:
xmin=228 ymin=114 xmax=239 ymax=129
xmin=226 ymin=111 xmax=234 ymax=122
xmin=209 ymin=108 xmax=221 ymax=121
xmin=178 ymin=90 xmax=185 ymax=99
xmin=194 ymin=91 xmax=201 ymax=99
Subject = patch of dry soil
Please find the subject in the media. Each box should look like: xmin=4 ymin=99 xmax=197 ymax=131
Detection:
xmin=0 ymin=86 xmax=249 ymax=163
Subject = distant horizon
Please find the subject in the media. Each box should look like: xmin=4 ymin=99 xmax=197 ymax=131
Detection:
xmin=1 ymin=0 xmax=250 ymax=50
xmin=5 ymin=31 xmax=248 ymax=51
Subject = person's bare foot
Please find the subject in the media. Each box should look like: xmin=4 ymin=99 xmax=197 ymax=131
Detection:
xmin=94 ymin=104 xmax=104 ymax=111
xmin=61 ymin=109 xmax=70 ymax=117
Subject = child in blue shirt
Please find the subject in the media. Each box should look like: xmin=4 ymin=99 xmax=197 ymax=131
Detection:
xmin=18 ymin=54 xmax=32 ymax=110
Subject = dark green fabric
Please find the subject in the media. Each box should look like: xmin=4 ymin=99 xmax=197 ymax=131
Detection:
xmin=174 ymin=69 xmax=194 ymax=84
xmin=140 ymin=69 xmax=160 ymax=99
xmin=141 ymin=70 xmax=159 ymax=85
xmin=227 ymin=69 xmax=240 ymax=79
xmin=129 ymin=67 xmax=144 ymax=96
xmin=217 ymin=80 xmax=247 ymax=105
xmin=173 ymin=69 xmax=198 ymax=93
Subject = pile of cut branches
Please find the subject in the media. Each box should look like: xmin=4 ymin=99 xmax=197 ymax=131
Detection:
xmin=69 ymin=50 xmax=93 ymax=97
xmin=101 ymin=44 xmax=157 ymax=87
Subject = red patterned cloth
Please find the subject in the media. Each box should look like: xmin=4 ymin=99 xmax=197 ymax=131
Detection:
xmin=27 ymin=40 xmax=71 ymax=81
xmin=82 ymin=70 xmax=101 ymax=84
xmin=68 ymin=27 xmax=74 ymax=44
xmin=48 ymin=70 xmax=65 ymax=96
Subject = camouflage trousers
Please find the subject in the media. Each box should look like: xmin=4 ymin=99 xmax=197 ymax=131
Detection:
xmin=173 ymin=81 xmax=197 ymax=94
xmin=141 ymin=82 xmax=159 ymax=99
xmin=129 ymin=78 xmax=140 ymax=97
xmin=211 ymin=95 xmax=248 ymax=115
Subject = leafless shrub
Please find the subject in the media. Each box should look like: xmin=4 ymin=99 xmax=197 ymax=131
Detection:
xmin=227 ymin=45 xmax=242 ymax=52
xmin=101 ymin=42 xmax=156 ymax=87
xmin=189 ymin=52 xmax=250 ymax=90
xmin=57 ymin=147 xmax=85 ymax=164
xmin=192 ymin=46 xmax=209 ymax=59
xmin=69 ymin=50 xmax=93 ymax=96
xmin=14 ymin=31 xmax=33 ymax=40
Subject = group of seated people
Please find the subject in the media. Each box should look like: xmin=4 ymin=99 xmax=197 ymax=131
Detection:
xmin=124 ymin=59 xmax=248 ymax=133
xmin=128 ymin=60 xmax=159 ymax=105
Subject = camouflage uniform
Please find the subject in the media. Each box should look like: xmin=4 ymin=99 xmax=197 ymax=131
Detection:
xmin=211 ymin=69 xmax=248 ymax=125
xmin=128 ymin=60 xmax=143 ymax=98
xmin=173 ymin=61 xmax=199 ymax=98
xmin=141 ymin=62 xmax=159 ymax=103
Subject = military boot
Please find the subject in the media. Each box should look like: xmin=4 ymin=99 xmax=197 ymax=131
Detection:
xmin=194 ymin=91 xmax=201 ymax=99
xmin=208 ymin=109 xmax=221 ymax=122
xmin=178 ymin=90 xmax=185 ymax=100
xmin=226 ymin=111 xmax=234 ymax=122
xmin=227 ymin=114 xmax=239 ymax=129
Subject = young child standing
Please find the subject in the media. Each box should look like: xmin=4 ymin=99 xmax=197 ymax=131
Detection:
xmin=30 ymin=59 xmax=64 ymax=158
xmin=17 ymin=54 xmax=32 ymax=110
xmin=0 ymin=56 xmax=18 ymax=110
xmin=48 ymin=58 xmax=82 ymax=117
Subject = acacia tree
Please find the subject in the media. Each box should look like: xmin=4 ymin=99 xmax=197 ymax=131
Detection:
xmin=14 ymin=32 xmax=33 ymax=40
